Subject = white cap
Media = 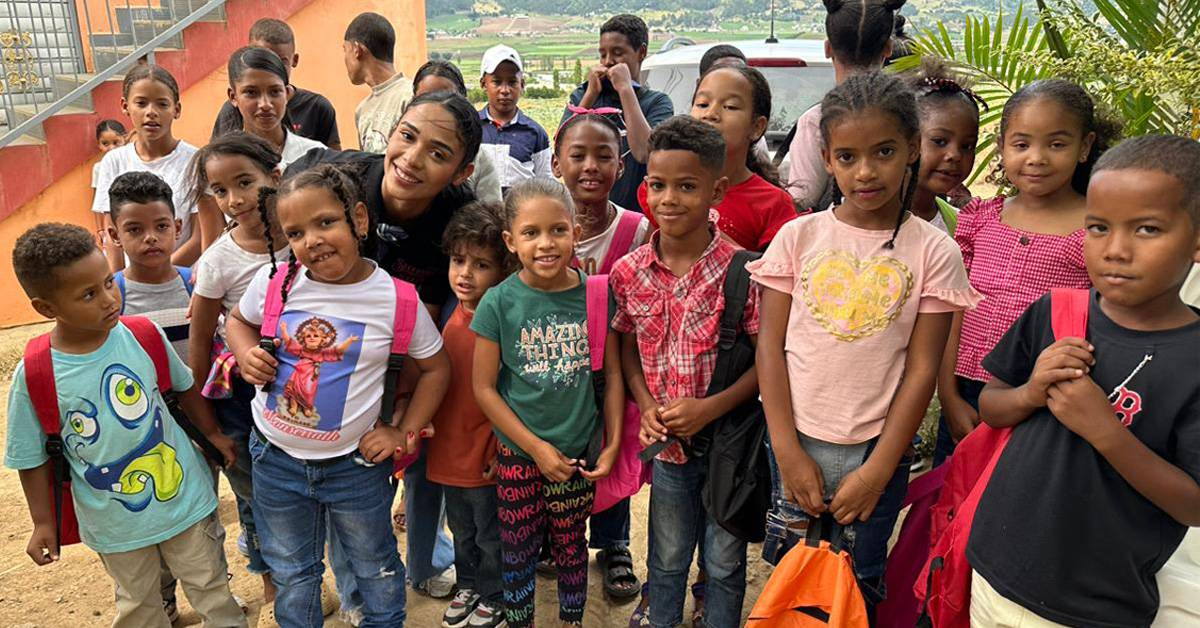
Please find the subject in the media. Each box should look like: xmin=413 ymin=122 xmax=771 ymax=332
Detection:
xmin=480 ymin=45 xmax=523 ymax=77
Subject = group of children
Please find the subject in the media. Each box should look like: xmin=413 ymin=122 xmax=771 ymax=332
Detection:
xmin=6 ymin=2 xmax=1200 ymax=628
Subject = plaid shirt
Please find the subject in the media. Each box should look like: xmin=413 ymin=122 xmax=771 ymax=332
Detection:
xmin=956 ymin=196 xmax=1091 ymax=381
xmin=611 ymin=225 xmax=761 ymax=463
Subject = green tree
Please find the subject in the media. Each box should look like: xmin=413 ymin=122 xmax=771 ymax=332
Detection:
xmin=573 ymin=58 xmax=583 ymax=86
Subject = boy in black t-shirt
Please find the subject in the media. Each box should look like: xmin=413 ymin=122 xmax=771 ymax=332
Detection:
xmin=970 ymin=135 xmax=1200 ymax=627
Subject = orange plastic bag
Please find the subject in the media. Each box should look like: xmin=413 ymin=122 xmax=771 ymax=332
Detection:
xmin=747 ymin=514 xmax=869 ymax=627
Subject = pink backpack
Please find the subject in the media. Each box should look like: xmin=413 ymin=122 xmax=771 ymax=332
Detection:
xmin=584 ymin=274 xmax=651 ymax=513
xmin=913 ymin=288 xmax=1091 ymax=628
xmin=259 ymin=264 xmax=425 ymax=471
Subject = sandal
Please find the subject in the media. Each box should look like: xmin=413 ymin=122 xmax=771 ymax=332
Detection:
xmin=627 ymin=583 xmax=651 ymax=627
xmin=598 ymin=547 xmax=642 ymax=601
xmin=690 ymin=580 xmax=707 ymax=627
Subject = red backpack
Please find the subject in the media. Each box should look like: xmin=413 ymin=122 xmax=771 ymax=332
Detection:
xmin=914 ymin=288 xmax=1091 ymax=627
xmin=257 ymin=264 xmax=424 ymax=471
xmin=23 ymin=316 xmax=220 ymax=551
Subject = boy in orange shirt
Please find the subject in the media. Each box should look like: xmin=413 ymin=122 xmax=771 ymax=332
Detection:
xmin=425 ymin=201 xmax=515 ymax=628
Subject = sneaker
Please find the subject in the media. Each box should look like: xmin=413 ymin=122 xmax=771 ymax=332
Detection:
xmin=163 ymin=598 xmax=180 ymax=623
xmin=466 ymin=599 xmax=507 ymax=628
xmin=442 ymin=589 xmax=480 ymax=627
xmin=338 ymin=607 xmax=364 ymax=628
xmin=237 ymin=530 xmax=250 ymax=557
xmin=415 ymin=565 xmax=457 ymax=599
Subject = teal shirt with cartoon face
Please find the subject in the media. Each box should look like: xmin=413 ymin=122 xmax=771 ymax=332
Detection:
xmin=471 ymin=271 xmax=608 ymax=460
xmin=4 ymin=323 xmax=216 ymax=554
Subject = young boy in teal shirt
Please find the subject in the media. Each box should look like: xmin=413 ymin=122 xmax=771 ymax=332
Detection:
xmin=6 ymin=223 xmax=240 ymax=628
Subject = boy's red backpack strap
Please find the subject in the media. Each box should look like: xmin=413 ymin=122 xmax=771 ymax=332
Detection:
xmin=22 ymin=333 xmax=82 ymax=549
xmin=597 ymin=211 xmax=643 ymax=275
xmin=1050 ymin=288 xmax=1091 ymax=341
xmin=585 ymin=274 xmax=609 ymax=372
xmin=121 ymin=316 xmax=173 ymax=393
xmin=23 ymin=334 xmax=61 ymax=436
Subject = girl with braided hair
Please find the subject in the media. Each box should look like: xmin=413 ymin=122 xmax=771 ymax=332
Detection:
xmin=186 ymin=131 xmax=291 ymax=605
xmin=225 ymin=163 xmax=451 ymax=627
xmin=907 ymin=57 xmax=986 ymax=235
xmin=751 ymin=71 xmax=980 ymax=615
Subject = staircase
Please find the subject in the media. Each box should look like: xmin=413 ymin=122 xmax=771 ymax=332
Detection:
xmin=0 ymin=0 xmax=318 ymax=221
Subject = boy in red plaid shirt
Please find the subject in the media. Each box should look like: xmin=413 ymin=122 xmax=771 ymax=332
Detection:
xmin=610 ymin=116 xmax=761 ymax=628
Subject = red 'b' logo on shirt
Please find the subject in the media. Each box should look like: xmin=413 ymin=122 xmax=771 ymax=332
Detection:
xmin=1110 ymin=386 xmax=1142 ymax=427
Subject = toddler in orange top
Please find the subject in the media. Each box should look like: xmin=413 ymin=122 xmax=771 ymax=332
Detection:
xmin=426 ymin=201 xmax=515 ymax=628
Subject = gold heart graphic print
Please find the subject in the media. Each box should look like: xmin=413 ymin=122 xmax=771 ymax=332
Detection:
xmin=801 ymin=250 xmax=913 ymax=341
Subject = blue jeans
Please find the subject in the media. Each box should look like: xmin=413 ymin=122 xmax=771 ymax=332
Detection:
xmin=589 ymin=497 xmax=631 ymax=550
xmin=212 ymin=379 xmax=269 ymax=575
xmin=766 ymin=433 xmax=911 ymax=609
xmin=249 ymin=430 xmax=406 ymax=627
xmin=328 ymin=511 xmax=365 ymax=614
xmin=403 ymin=450 xmax=455 ymax=585
xmin=443 ymin=485 xmax=503 ymax=604
xmin=648 ymin=458 xmax=746 ymax=628
xmin=934 ymin=377 xmax=986 ymax=468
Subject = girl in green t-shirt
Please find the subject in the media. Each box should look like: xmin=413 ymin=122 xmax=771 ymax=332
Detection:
xmin=472 ymin=177 xmax=625 ymax=627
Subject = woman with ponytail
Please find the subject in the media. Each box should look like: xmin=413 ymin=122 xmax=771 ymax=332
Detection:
xmin=750 ymin=71 xmax=980 ymax=615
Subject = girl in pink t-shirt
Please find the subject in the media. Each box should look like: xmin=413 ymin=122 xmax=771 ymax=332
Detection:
xmin=935 ymin=79 xmax=1115 ymax=467
xmin=750 ymin=72 xmax=979 ymax=607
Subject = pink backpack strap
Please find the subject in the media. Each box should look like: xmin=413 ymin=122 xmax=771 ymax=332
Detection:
xmin=385 ymin=278 xmax=424 ymax=473
xmin=390 ymin=278 xmax=419 ymax=355
xmin=597 ymin=210 xmax=643 ymax=275
xmin=585 ymin=274 xmax=609 ymax=372
xmin=260 ymin=264 xmax=299 ymax=338
xmin=122 ymin=316 xmax=173 ymax=392
xmin=1050 ymin=288 xmax=1090 ymax=341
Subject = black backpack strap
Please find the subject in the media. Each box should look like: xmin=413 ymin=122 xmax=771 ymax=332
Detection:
xmin=690 ymin=250 xmax=761 ymax=456
xmin=710 ymin=250 xmax=760 ymax=390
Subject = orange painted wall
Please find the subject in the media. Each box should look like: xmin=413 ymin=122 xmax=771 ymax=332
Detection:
xmin=0 ymin=0 xmax=426 ymax=327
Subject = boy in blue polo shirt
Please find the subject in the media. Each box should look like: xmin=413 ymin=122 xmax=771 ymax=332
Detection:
xmin=478 ymin=45 xmax=551 ymax=192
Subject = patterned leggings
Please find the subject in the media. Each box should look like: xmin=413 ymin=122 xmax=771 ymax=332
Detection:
xmin=496 ymin=444 xmax=594 ymax=627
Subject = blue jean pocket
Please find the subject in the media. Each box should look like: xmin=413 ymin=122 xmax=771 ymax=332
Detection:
xmin=248 ymin=428 xmax=268 ymax=464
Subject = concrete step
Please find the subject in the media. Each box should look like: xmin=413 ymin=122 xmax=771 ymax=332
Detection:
xmin=10 ymin=103 xmax=92 ymax=141
xmin=92 ymin=44 xmax=184 ymax=72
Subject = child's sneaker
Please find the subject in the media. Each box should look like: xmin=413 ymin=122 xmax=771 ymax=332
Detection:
xmin=442 ymin=589 xmax=480 ymax=627
xmin=414 ymin=565 xmax=457 ymax=599
xmin=467 ymin=599 xmax=506 ymax=628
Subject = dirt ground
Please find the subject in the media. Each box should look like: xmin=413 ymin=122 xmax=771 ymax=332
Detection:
xmin=0 ymin=323 xmax=774 ymax=627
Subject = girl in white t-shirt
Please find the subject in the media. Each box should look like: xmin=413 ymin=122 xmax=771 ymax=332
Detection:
xmin=90 ymin=119 xmax=126 ymax=242
xmin=225 ymin=46 xmax=324 ymax=170
xmin=554 ymin=111 xmax=649 ymax=276
xmin=225 ymin=164 xmax=451 ymax=626
xmin=186 ymin=132 xmax=290 ymax=603
xmin=91 ymin=65 xmax=220 ymax=269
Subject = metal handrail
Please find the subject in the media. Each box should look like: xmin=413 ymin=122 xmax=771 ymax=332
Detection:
xmin=0 ymin=0 xmax=226 ymax=148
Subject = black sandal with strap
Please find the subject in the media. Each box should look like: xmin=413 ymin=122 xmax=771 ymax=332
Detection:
xmin=598 ymin=546 xmax=642 ymax=600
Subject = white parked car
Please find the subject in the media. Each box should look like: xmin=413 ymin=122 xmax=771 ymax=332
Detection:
xmin=640 ymin=38 xmax=836 ymax=169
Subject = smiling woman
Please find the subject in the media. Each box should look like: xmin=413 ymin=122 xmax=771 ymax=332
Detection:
xmin=283 ymin=90 xmax=483 ymax=312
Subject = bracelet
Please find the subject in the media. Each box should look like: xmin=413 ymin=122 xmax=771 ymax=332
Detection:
xmin=855 ymin=470 xmax=885 ymax=495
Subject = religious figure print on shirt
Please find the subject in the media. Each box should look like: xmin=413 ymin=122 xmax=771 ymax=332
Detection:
xmin=265 ymin=312 xmax=363 ymax=439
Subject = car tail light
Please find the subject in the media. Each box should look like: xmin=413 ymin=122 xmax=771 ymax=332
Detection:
xmin=747 ymin=58 xmax=807 ymax=68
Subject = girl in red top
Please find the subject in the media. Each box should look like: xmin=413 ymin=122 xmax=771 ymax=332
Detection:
xmin=935 ymin=79 xmax=1118 ymax=466
xmin=640 ymin=65 xmax=799 ymax=251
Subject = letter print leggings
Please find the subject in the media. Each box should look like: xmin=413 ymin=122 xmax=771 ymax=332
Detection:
xmin=496 ymin=443 xmax=594 ymax=627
